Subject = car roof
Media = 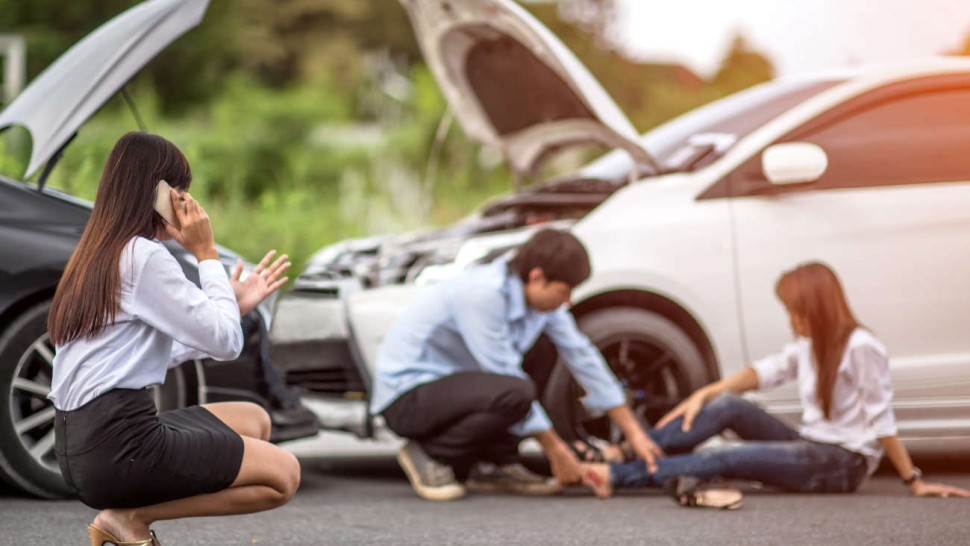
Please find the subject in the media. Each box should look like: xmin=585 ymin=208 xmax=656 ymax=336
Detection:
xmin=777 ymin=57 xmax=970 ymax=86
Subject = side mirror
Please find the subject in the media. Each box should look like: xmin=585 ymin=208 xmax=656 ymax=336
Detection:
xmin=761 ymin=142 xmax=828 ymax=185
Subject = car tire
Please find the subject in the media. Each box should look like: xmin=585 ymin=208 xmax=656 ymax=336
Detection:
xmin=0 ymin=301 xmax=72 ymax=498
xmin=542 ymin=306 xmax=710 ymax=447
xmin=0 ymin=301 xmax=189 ymax=499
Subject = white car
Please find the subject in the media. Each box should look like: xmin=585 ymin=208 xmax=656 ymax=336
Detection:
xmin=271 ymin=0 xmax=970 ymax=453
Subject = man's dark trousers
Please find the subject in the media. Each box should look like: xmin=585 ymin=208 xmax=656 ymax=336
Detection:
xmin=381 ymin=336 xmax=558 ymax=479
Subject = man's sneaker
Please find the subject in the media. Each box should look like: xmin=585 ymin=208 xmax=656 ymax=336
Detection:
xmin=465 ymin=462 xmax=561 ymax=496
xmin=396 ymin=441 xmax=466 ymax=501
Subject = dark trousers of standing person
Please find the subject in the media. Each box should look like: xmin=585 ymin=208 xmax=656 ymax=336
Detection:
xmin=380 ymin=336 xmax=559 ymax=480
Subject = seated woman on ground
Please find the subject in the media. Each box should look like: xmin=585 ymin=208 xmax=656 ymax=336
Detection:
xmin=580 ymin=262 xmax=969 ymax=506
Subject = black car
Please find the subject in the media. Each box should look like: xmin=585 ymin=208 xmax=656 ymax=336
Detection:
xmin=0 ymin=0 xmax=316 ymax=499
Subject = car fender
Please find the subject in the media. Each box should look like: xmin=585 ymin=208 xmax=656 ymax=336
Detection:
xmin=574 ymin=270 xmax=745 ymax=379
xmin=0 ymin=267 xmax=63 ymax=330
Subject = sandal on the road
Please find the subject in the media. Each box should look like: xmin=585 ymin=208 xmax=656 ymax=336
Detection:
xmin=572 ymin=438 xmax=630 ymax=463
xmin=665 ymin=476 xmax=743 ymax=510
xmin=572 ymin=439 xmax=607 ymax=463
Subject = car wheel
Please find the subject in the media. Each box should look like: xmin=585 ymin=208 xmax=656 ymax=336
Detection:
xmin=0 ymin=302 xmax=71 ymax=498
xmin=0 ymin=301 xmax=188 ymax=498
xmin=542 ymin=307 xmax=709 ymax=447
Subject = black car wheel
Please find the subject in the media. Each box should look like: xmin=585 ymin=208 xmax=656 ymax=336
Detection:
xmin=0 ymin=301 xmax=188 ymax=498
xmin=543 ymin=307 xmax=709 ymax=448
xmin=0 ymin=302 xmax=70 ymax=498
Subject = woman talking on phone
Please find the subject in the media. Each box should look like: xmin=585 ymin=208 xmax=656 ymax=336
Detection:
xmin=49 ymin=132 xmax=298 ymax=546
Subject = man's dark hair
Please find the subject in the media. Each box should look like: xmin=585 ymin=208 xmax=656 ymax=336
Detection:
xmin=508 ymin=229 xmax=591 ymax=287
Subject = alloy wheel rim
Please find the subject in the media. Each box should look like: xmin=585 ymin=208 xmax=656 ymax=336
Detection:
xmin=9 ymin=332 xmax=173 ymax=475
xmin=9 ymin=333 xmax=58 ymax=472
xmin=572 ymin=333 xmax=687 ymax=443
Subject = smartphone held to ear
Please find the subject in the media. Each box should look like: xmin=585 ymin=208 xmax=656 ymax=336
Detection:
xmin=154 ymin=180 xmax=182 ymax=229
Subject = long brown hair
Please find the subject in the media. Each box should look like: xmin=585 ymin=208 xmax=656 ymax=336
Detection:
xmin=775 ymin=262 xmax=860 ymax=420
xmin=49 ymin=132 xmax=192 ymax=345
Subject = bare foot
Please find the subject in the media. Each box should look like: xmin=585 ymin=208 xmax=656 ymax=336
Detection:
xmin=600 ymin=444 xmax=626 ymax=463
xmin=92 ymin=509 xmax=151 ymax=543
xmin=580 ymin=463 xmax=614 ymax=499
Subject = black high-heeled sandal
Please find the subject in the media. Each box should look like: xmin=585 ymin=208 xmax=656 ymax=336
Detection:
xmin=665 ymin=476 xmax=743 ymax=510
xmin=572 ymin=438 xmax=633 ymax=463
xmin=572 ymin=439 xmax=606 ymax=462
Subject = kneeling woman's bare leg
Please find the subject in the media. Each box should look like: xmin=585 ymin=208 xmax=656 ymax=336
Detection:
xmin=91 ymin=404 xmax=300 ymax=542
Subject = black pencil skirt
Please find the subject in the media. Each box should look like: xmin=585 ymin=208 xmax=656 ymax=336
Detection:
xmin=54 ymin=388 xmax=245 ymax=509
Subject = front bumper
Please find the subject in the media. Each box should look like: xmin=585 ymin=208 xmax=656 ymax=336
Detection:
xmin=268 ymin=280 xmax=369 ymax=399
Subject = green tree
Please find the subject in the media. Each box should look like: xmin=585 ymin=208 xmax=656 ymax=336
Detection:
xmin=526 ymin=3 xmax=711 ymax=131
xmin=557 ymin=0 xmax=619 ymax=47
xmin=0 ymin=0 xmax=135 ymax=77
xmin=0 ymin=0 xmax=244 ymax=113
xmin=0 ymin=0 xmax=421 ymax=113
xmin=234 ymin=0 xmax=418 ymax=89
xmin=710 ymin=32 xmax=774 ymax=95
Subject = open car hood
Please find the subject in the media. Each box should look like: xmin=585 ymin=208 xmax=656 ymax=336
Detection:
xmin=398 ymin=0 xmax=659 ymax=179
xmin=0 ymin=0 xmax=209 ymax=179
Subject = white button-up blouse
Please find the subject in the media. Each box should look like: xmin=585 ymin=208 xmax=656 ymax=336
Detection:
xmin=49 ymin=237 xmax=243 ymax=411
xmin=752 ymin=328 xmax=898 ymax=475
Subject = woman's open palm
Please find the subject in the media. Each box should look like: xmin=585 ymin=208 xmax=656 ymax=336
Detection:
xmin=656 ymin=391 xmax=706 ymax=431
xmin=911 ymin=481 xmax=970 ymax=498
xmin=230 ymin=250 xmax=290 ymax=316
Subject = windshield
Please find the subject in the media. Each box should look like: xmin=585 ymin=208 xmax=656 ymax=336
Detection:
xmin=581 ymin=77 xmax=844 ymax=179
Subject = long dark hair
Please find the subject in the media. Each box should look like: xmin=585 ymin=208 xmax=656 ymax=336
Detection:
xmin=49 ymin=132 xmax=192 ymax=345
xmin=775 ymin=262 xmax=860 ymax=420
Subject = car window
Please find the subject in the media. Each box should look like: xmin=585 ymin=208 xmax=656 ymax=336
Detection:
xmin=581 ymin=78 xmax=842 ymax=179
xmin=795 ymin=86 xmax=970 ymax=189
xmin=722 ymin=75 xmax=970 ymax=196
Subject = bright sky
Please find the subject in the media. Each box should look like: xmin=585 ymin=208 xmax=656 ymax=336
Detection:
xmin=615 ymin=0 xmax=970 ymax=78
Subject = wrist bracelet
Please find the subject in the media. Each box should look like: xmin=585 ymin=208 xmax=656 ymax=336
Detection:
xmin=902 ymin=466 xmax=922 ymax=486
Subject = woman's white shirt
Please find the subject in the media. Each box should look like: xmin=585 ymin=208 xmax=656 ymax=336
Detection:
xmin=752 ymin=328 xmax=898 ymax=475
xmin=49 ymin=237 xmax=243 ymax=411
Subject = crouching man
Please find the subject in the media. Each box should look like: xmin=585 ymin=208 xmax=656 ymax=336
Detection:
xmin=370 ymin=229 xmax=663 ymax=500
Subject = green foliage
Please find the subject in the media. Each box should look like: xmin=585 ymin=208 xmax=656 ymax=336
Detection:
xmin=527 ymin=4 xmax=775 ymax=132
xmin=17 ymin=65 xmax=508 ymax=276
xmin=0 ymin=0 xmax=775 ymax=277
xmin=0 ymin=0 xmax=417 ymax=113
xmin=711 ymin=33 xmax=776 ymax=95
xmin=234 ymin=0 xmax=419 ymax=88
xmin=0 ymin=0 xmax=245 ymax=114
xmin=0 ymin=0 xmax=137 ymax=76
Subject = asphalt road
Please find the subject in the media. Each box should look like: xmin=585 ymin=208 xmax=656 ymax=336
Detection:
xmin=1 ymin=438 xmax=968 ymax=546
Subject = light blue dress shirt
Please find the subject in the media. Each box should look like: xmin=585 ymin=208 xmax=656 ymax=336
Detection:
xmin=370 ymin=260 xmax=626 ymax=436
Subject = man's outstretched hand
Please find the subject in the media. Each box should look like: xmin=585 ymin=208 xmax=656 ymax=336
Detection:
xmin=547 ymin=443 xmax=583 ymax=486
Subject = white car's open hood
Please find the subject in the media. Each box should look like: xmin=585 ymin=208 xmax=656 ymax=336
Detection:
xmin=0 ymin=0 xmax=209 ymax=179
xmin=398 ymin=0 xmax=659 ymax=179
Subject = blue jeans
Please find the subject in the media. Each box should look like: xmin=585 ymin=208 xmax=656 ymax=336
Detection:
xmin=611 ymin=394 xmax=869 ymax=493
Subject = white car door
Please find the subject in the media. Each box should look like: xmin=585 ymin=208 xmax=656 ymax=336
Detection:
xmin=712 ymin=75 xmax=970 ymax=439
